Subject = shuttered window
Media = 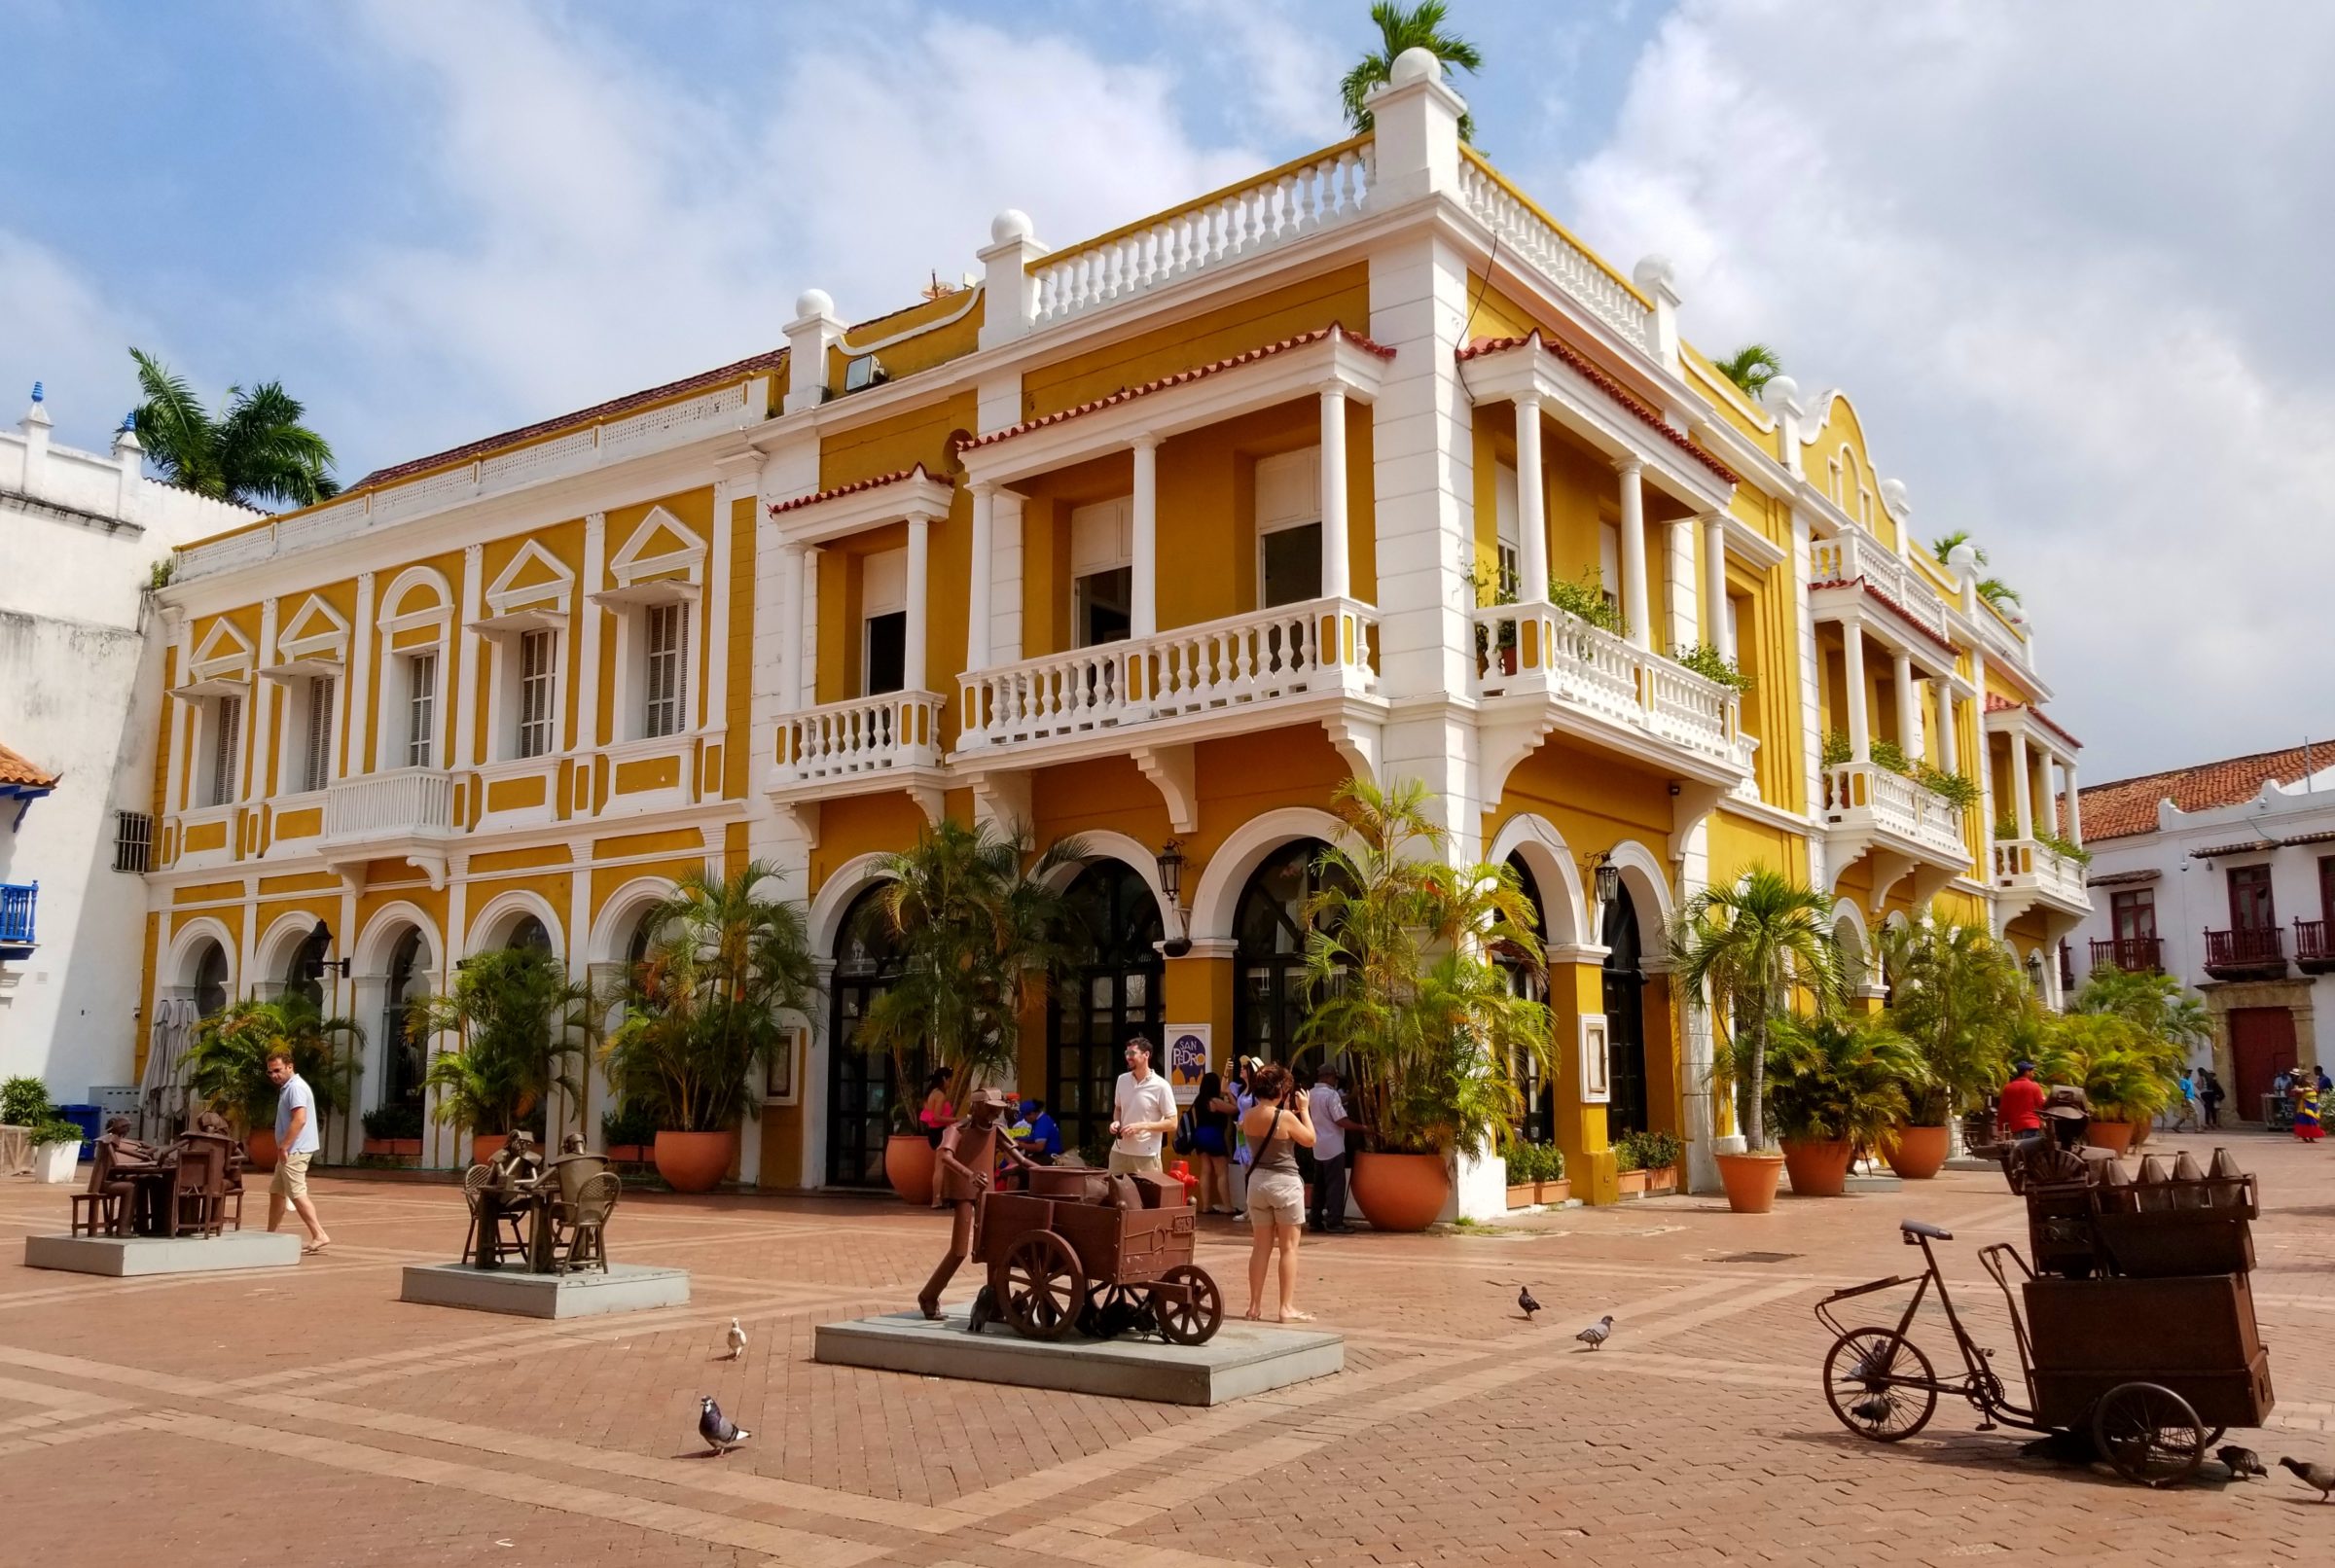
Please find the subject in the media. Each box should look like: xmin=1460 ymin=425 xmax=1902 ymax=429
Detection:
xmin=405 ymin=653 xmax=437 ymax=768
xmin=207 ymin=695 xmax=241 ymax=806
xmin=517 ymin=631 xmax=556 ymax=759
xmin=643 ymin=602 xmax=688 ymax=738
xmin=301 ymin=676 xmax=336 ymax=793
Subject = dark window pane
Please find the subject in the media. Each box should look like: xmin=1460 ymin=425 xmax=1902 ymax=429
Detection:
xmin=1261 ymin=523 xmax=1323 ymax=608
xmin=865 ymin=612 xmax=907 ymax=695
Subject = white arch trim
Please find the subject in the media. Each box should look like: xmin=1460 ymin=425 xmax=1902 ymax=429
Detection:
xmin=166 ymin=916 xmax=240 ymax=993
xmin=465 ymin=888 xmax=565 ymax=957
xmin=1186 ymin=806 xmax=1352 ymax=944
xmin=808 ymin=853 xmax=897 ymax=958
xmin=1038 ymin=831 xmax=1176 ymax=933
xmin=1601 ymin=838 xmax=1674 ymax=933
xmin=589 ymin=875 xmax=679 ymax=964
xmin=378 ymin=562 xmax=454 ymax=624
xmin=1487 ymin=813 xmax=1592 ymax=948
xmin=353 ymin=901 xmax=443 ymax=979
xmin=255 ymin=909 xmax=327 ymax=987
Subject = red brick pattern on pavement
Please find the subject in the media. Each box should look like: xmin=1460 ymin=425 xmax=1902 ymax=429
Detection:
xmin=0 ymin=1127 xmax=2326 ymax=1566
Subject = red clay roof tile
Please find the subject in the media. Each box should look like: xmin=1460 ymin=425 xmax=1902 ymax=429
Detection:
xmin=1457 ymin=333 xmax=1741 ymax=486
xmin=2078 ymin=743 xmax=2326 ymax=841
xmin=766 ymin=465 xmax=940 ymax=517
xmin=0 ymin=742 xmax=57 ymax=789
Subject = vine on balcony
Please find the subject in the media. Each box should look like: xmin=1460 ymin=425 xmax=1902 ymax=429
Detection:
xmin=1548 ymin=567 xmax=1625 ymax=636
xmin=1670 ymin=641 xmax=1754 ymax=695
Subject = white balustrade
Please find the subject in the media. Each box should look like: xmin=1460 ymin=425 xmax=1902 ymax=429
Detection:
xmin=1822 ymin=762 xmax=1969 ymax=864
xmin=1471 ymin=604 xmax=1742 ymax=768
xmin=1455 ymin=152 xmax=1655 ymax=355
xmin=477 ymin=426 xmax=596 ymax=489
xmin=774 ymin=692 xmax=946 ymax=785
xmin=1993 ymin=837 xmax=2088 ymax=905
xmin=322 ymin=767 xmax=456 ymax=844
xmin=958 ymin=598 xmax=1379 ymax=753
xmin=1808 ymin=527 xmax=1950 ymax=642
xmin=1029 ymin=142 xmax=1375 ymax=328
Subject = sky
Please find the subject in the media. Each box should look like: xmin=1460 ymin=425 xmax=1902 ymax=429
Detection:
xmin=3 ymin=0 xmax=2327 ymax=783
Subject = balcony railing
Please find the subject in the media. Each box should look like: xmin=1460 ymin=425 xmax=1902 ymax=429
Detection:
xmin=0 ymin=881 xmax=36 ymax=957
xmin=1808 ymin=527 xmax=1950 ymax=642
xmin=1455 ymin=149 xmax=1656 ymax=355
xmin=1992 ymin=837 xmax=2088 ymax=908
xmin=1471 ymin=604 xmax=1743 ymax=770
xmin=2089 ymin=935 xmax=2163 ymax=975
xmin=773 ymin=692 xmax=946 ymax=788
xmin=958 ymin=598 xmax=1379 ymax=753
xmin=323 ymin=768 xmax=457 ymax=845
xmin=1821 ymin=761 xmax=1969 ymax=864
xmin=2294 ymin=918 xmax=2333 ymax=976
xmin=2202 ymin=925 xmax=2286 ymax=980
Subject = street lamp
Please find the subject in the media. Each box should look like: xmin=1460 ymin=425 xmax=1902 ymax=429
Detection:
xmin=306 ymin=919 xmax=351 ymax=980
xmin=1588 ymin=852 xmax=1621 ymax=909
xmin=1157 ymin=839 xmax=1193 ymax=958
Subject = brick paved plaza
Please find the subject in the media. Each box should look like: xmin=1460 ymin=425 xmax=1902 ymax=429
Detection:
xmin=1 ymin=1134 xmax=2326 ymax=1567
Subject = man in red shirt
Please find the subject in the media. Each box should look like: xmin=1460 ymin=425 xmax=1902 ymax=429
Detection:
xmin=1997 ymin=1060 xmax=2046 ymax=1144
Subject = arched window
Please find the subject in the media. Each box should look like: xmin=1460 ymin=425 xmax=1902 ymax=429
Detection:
xmin=1601 ymin=886 xmax=1649 ymax=1137
xmin=827 ymin=884 xmax=907 ymax=1189
xmin=382 ymin=927 xmax=428 ymax=1109
xmin=1050 ymin=861 xmax=1165 ymax=1158
xmin=192 ymin=939 xmax=230 ymax=1019
xmin=1497 ymin=852 xmax=1554 ymax=1145
xmin=507 ymin=914 xmax=552 ymax=953
xmin=285 ymin=925 xmax=329 ymax=1010
xmin=1234 ymin=839 xmax=1347 ymax=1080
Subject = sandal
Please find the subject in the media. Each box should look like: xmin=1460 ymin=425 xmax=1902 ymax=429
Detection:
xmin=302 ymin=1241 xmax=331 ymax=1255
xmin=1280 ymin=1308 xmax=1315 ymax=1322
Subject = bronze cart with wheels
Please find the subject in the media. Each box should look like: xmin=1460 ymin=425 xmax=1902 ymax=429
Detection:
xmin=974 ymin=1167 xmax=1224 ymax=1346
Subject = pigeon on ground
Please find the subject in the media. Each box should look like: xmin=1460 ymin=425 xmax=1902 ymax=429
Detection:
xmin=1850 ymin=1395 xmax=1893 ymax=1425
xmin=699 ymin=1395 xmax=750 ymax=1456
xmin=2280 ymin=1457 xmax=2335 ymax=1501
xmin=1575 ymin=1314 xmax=1614 ymax=1351
xmin=2219 ymin=1444 xmax=2267 ymax=1479
xmin=725 ymin=1317 xmax=747 ymax=1361
xmin=1517 ymin=1286 xmax=1541 ymax=1321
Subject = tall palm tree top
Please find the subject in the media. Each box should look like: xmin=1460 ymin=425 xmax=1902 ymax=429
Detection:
xmin=129 ymin=347 xmax=341 ymax=513
xmin=1341 ymin=2 xmax=1484 ymax=141
xmin=1714 ymin=343 xmax=1783 ymax=402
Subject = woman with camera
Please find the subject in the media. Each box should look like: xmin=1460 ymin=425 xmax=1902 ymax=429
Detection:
xmin=1238 ymin=1062 xmax=1316 ymax=1322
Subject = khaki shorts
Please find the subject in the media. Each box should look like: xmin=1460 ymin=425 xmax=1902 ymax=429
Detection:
xmin=1107 ymin=1149 xmax=1163 ymax=1175
xmin=269 ymin=1149 xmax=313 ymax=1198
xmin=1246 ymin=1168 xmax=1305 ymax=1227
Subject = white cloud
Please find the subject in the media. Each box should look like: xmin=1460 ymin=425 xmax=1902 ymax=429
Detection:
xmin=0 ymin=232 xmax=159 ymax=456
xmin=1559 ymin=0 xmax=2335 ymax=778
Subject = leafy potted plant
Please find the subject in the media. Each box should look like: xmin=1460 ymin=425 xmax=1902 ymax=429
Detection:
xmin=1633 ymin=1130 xmax=1683 ymax=1194
xmin=1534 ymin=1143 xmax=1568 ymax=1205
xmin=1672 ymin=868 xmax=1846 ymax=1213
xmin=1613 ymin=1132 xmax=1649 ymax=1197
xmin=360 ymin=1102 xmax=425 ymax=1161
xmin=2037 ymin=1011 xmax=2178 ymax=1155
xmin=1504 ymin=1139 xmax=1560 ymax=1208
xmin=7 ymin=1080 xmax=86 ymax=1184
xmin=600 ymin=1097 xmax=659 ymax=1164
xmin=179 ymin=997 xmax=362 ymax=1169
xmin=852 ymin=820 xmax=1084 ymax=1203
xmin=1763 ymin=1014 xmax=1920 ymax=1196
xmin=1298 ymin=779 xmax=1555 ymax=1231
xmin=409 ymin=948 xmax=593 ymax=1167
xmin=1875 ymin=922 xmax=2025 ymax=1177
xmin=601 ymin=864 xmax=817 ymax=1193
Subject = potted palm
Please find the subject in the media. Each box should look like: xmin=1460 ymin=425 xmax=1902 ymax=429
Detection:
xmin=852 ymin=820 xmax=1084 ymax=1204
xmin=1763 ymin=1015 xmax=1921 ymax=1196
xmin=1297 ymin=779 xmax=1555 ymax=1231
xmin=1876 ymin=922 xmax=2026 ymax=1177
xmin=179 ymin=997 xmax=362 ymax=1169
xmin=1672 ymin=868 xmax=1846 ymax=1213
xmin=601 ymin=864 xmax=817 ymax=1193
xmin=2068 ymin=968 xmax=2207 ymax=1151
xmin=2036 ymin=1013 xmax=2177 ymax=1155
xmin=409 ymin=947 xmax=593 ymax=1166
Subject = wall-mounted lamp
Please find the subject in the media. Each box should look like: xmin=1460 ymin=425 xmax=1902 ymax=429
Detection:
xmin=1157 ymin=839 xmax=1193 ymax=958
xmin=1588 ymin=851 xmax=1621 ymax=908
xmin=306 ymin=918 xmax=351 ymax=980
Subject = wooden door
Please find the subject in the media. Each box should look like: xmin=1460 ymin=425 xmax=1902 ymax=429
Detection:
xmin=2229 ymin=1007 xmax=2298 ymax=1123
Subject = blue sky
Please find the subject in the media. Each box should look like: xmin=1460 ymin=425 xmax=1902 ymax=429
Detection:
xmin=6 ymin=1 xmax=2330 ymax=778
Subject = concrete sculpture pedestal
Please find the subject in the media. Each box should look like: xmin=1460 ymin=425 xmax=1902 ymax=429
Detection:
xmin=399 ymin=1263 xmax=689 ymax=1319
xmin=814 ymin=1307 xmax=1345 ymax=1406
xmin=25 ymin=1230 xmax=302 ymax=1277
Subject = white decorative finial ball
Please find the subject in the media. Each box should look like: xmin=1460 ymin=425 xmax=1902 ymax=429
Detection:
xmin=990 ymin=209 xmax=1033 ymax=245
xmin=1632 ymin=255 xmax=1675 ymax=292
xmin=1765 ymin=374 xmax=1799 ymax=408
xmin=1879 ymin=478 xmax=1908 ymax=510
xmin=1390 ymin=46 xmax=1439 ymax=86
xmin=795 ymin=288 xmax=833 ymax=321
xmin=1947 ymin=543 xmax=1978 ymax=570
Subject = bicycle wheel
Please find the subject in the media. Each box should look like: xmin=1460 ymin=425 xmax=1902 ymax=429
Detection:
xmin=2092 ymin=1382 xmax=2205 ymax=1487
xmin=1822 ymin=1328 xmax=1938 ymax=1442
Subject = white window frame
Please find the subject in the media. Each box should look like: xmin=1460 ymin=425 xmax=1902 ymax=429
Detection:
xmin=641 ymin=600 xmax=688 ymax=739
xmin=1253 ymin=446 xmax=1323 ymax=611
xmin=859 ymin=546 xmax=909 ymax=697
xmin=1068 ymin=496 xmax=1133 ymax=649
xmin=299 ymin=673 xmax=338 ymax=794
xmin=404 ymin=652 xmax=439 ymax=768
xmin=1493 ymin=460 xmax=1521 ymax=601
xmin=516 ymin=628 xmax=557 ymax=760
xmin=205 ymin=694 xmax=242 ymax=807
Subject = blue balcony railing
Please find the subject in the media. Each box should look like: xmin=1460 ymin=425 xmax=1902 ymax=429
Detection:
xmin=0 ymin=882 xmax=36 ymax=958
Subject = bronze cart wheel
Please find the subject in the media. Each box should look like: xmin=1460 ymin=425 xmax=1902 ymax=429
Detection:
xmin=1821 ymin=1328 xmax=1938 ymax=1443
xmin=1152 ymin=1265 xmax=1224 ymax=1346
xmin=1001 ymin=1230 xmax=1086 ymax=1341
xmin=2092 ymin=1381 xmax=2206 ymax=1488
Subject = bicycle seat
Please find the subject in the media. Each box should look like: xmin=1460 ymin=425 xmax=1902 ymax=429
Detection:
xmin=1899 ymin=1219 xmax=1954 ymax=1241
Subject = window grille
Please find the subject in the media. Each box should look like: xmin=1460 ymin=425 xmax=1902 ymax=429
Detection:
xmin=517 ymin=630 xmax=556 ymax=759
xmin=643 ymin=602 xmax=687 ymax=738
xmin=113 ymin=811 xmax=153 ymax=873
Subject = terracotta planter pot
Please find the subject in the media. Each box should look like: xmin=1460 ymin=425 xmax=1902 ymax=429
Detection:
xmin=1716 ymin=1150 xmax=1785 ymax=1214
xmin=1781 ymin=1138 xmax=1855 ymax=1197
xmin=607 ymin=1144 xmax=649 ymax=1163
xmin=1884 ymin=1123 xmax=1951 ymax=1180
xmin=1537 ymin=1179 xmax=1570 ymax=1205
xmin=1506 ymin=1183 xmax=1538 ymax=1210
xmin=2087 ymin=1120 xmax=2137 ymax=1156
xmin=391 ymin=1138 xmax=421 ymax=1158
xmin=243 ymin=1127 xmax=279 ymax=1172
xmin=884 ymin=1132 xmax=938 ymax=1206
xmin=361 ymin=1136 xmax=391 ymax=1158
xmin=1647 ymin=1165 xmax=1678 ymax=1194
xmin=1616 ymin=1168 xmax=1650 ymax=1197
xmin=655 ymin=1130 xmax=738 ymax=1194
xmin=470 ymin=1131 xmax=511 ymax=1166
xmin=1349 ymin=1151 xmax=1451 ymax=1231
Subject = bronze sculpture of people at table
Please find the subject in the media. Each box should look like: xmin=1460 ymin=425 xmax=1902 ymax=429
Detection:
xmin=918 ymin=1088 xmax=1035 ymax=1321
xmin=471 ymin=1131 xmax=546 ymax=1270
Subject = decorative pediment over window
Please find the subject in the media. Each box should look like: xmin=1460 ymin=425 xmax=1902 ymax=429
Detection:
xmin=266 ymin=592 xmax=351 ymax=677
xmin=595 ymin=505 xmax=706 ymax=607
xmin=175 ymin=617 xmax=255 ymax=697
xmin=476 ymin=539 xmax=575 ymax=632
xmin=379 ymin=565 xmax=456 ymax=634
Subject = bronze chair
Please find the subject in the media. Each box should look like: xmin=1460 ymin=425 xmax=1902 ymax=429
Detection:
xmin=70 ymin=1144 xmax=136 ymax=1237
xmin=461 ymin=1164 xmax=531 ymax=1267
xmin=550 ymin=1172 xmax=620 ymax=1273
xmin=164 ymin=1140 xmax=227 ymax=1238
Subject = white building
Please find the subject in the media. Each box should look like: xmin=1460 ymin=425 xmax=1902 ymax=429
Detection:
xmin=0 ymin=385 xmax=257 ymax=1104
xmin=2074 ymin=743 xmax=2335 ymax=1122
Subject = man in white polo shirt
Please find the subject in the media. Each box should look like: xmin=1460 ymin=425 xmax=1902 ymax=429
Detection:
xmin=1107 ymin=1037 xmax=1177 ymax=1175
xmin=265 ymin=1049 xmax=331 ymax=1254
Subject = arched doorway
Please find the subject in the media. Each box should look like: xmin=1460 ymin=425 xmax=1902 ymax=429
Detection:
xmin=507 ymin=914 xmax=552 ymax=953
xmin=380 ymin=927 xmax=428 ymax=1110
xmin=1050 ymin=861 xmax=1165 ymax=1159
xmin=285 ymin=924 xmax=329 ymax=1011
xmin=191 ymin=939 xmax=230 ymax=1019
xmin=1498 ymin=852 xmax=1555 ymax=1145
xmin=1601 ymin=887 xmax=1649 ymax=1137
xmin=1234 ymin=839 xmax=1345 ymax=1080
xmin=827 ymin=884 xmax=906 ymax=1189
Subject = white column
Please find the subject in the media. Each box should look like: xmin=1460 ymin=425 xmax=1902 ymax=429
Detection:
xmin=1512 ymin=393 xmax=1546 ymax=605
xmin=1842 ymin=624 xmax=1870 ymax=763
xmin=1616 ymin=458 xmax=1650 ymax=650
xmin=349 ymin=571 xmax=377 ymax=774
xmin=1665 ymin=517 xmax=1697 ymax=655
xmin=452 ymin=547 xmax=484 ymax=770
xmin=1130 ymin=439 xmax=1160 ymax=636
xmin=1701 ymin=515 xmax=1730 ymax=658
xmin=249 ymin=597 xmax=279 ymax=802
xmin=779 ymin=543 xmax=806 ymax=712
xmin=966 ymin=483 xmax=994 ymax=668
xmin=799 ymin=547 xmax=820 ymax=709
xmin=904 ymin=514 xmax=930 ymax=693
xmin=577 ymin=512 xmax=606 ymax=750
xmin=703 ymin=486 xmax=735 ymax=737
xmin=1892 ymin=649 xmax=1919 ymax=758
xmin=2065 ymin=758 xmax=2083 ymax=843
xmin=1318 ymin=386 xmax=1350 ymax=601
xmin=2011 ymin=731 xmax=2034 ymax=839
xmin=1936 ymin=688 xmax=1959 ymax=774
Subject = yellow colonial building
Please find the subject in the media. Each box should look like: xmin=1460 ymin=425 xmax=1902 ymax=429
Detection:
xmin=137 ymin=53 xmax=2087 ymax=1208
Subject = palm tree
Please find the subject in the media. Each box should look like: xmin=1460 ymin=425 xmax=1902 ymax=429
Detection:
xmin=128 ymin=347 xmax=341 ymax=511
xmin=602 ymin=863 xmax=818 ymax=1133
xmin=1714 ymin=344 xmax=1783 ymax=402
xmin=1670 ymin=868 xmax=1844 ymax=1150
xmin=411 ymin=948 xmax=595 ymax=1140
xmin=1929 ymin=528 xmax=2021 ymax=610
xmin=179 ymin=995 xmax=362 ymax=1136
xmin=852 ymin=820 xmax=1087 ymax=1118
xmin=1878 ymin=921 xmax=2030 ymax=1123
xmin=1763 ymin=1013 xmax=1924 ymax=1150
xmin=1340 ymin=2 xmax=1484 ymax=143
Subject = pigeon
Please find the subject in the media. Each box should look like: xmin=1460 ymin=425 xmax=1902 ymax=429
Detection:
xmin=699 ymin=1395 xmax=750 ymax=1457
xmin=725 ymin=1317 xmax=747 ymax=1361
xmin=2280 ymin=1457 xmax=2335 ymax=1501
xmin=1575 ymin=1314 xmax=1614 ymax=1351
xmin=1517 ymin=1285 xmax=1541 ymax=1321
xmin=2218 ymin=1444 xmax=2267 ymax=1479
xmin=1850 ymin=1395 xmax=1893 ymax=1425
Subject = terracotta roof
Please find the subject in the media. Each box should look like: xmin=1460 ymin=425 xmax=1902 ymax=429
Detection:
xmin=955 ymin=327 xmax=1394 ymax=452
xmin=767 ymin=465 xmax=940 ymax=517
xmin=1983 ymin=693 xmax=2082 ymax=751
xmin=1457 ymin=332 xmax=1742 ymax=486
xmin=2192 ymin=840 xmax=2276 ymax=860
xmin=0 ymin=742 xmax=57 ymax=790
xmin=2085 ymin=868 xmax=2160 ymax=887
xmin=350 ymin=347 xmax=787 ymax=491
xmin=2076 ymin=743 xmax=2324 ymax=841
